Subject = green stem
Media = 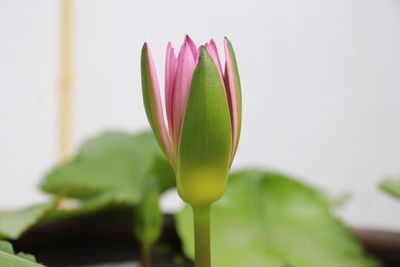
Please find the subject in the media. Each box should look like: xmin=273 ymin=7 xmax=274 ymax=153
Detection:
xmin=192 ymin=204 xmax=211 ymax=267
xmin=141 ymin=243 xmax=151 ymax=267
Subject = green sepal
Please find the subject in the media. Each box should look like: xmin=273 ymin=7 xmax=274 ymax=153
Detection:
xmin=225 ymin=38 xmax=242 ymax=158
xmin=141 ymin=44 xmax=170 ymax=162
xmin=177 ymin=47 xmax=232 ymax=205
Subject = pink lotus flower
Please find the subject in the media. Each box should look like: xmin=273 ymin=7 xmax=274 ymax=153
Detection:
xmin=141 ymin=35 xmax=241 ymax=205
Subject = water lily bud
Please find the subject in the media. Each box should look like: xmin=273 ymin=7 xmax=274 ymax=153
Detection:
xmin=141 ymin=35 xmax=242 ymax=205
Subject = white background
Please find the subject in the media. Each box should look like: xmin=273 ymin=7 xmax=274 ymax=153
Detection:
xmin=0 ymin=0 xmax=399 ymax=230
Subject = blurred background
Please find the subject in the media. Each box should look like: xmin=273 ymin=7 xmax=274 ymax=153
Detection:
xmin=0 ymin=0 xmax=399 ymax=231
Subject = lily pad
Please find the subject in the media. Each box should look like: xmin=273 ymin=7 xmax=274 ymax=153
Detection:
xmin=42 ymin=193 xmax=130 ymax=223
xmin=0 ymin=203 xmax=53 ymax=240
xmin=41 ymin=131 xmax=175 ymax=204
xmin=176 ymin=170 xmax=378 ymax=267
xmin=380 ymin=177 xmax=400 ymax=200
xmin=0 ymin=240 xmax=45 ymax=266
xmin=0 ymin=131 xmax=175 ymax=239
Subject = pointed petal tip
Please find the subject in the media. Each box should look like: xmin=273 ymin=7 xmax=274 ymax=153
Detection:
xmin=198 ymin=45 xmax=211 ymax=61
xmin=224 ymin=37 xmax=233 ymax=48
xmin=185 ymin=34 xmax=192 ymax=40
xmin=142 ymin=42 xmax=153 ymax=57
xmin=166 ymin=42 xmax=173 ymax=51
xmin=199 ymin=45 xmax=208 ymax=55
xmin=184 ymin=34 xmax=192 ymax=44
xmin=142 ymin=42 xmax=148 ymax=52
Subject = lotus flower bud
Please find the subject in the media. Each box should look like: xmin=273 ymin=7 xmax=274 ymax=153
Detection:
xmin=141 ymin=35 xmax=241 ymax=205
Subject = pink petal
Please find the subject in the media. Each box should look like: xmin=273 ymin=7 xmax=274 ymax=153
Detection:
xmin=165 ymin=43 xmax=177 ymax=139
xmin=172 ymin=43 xmax=196 ymax=146
xmin=185 ymin=35 xmax=199 ymax=63
xmin=145 ymin=44 xmax=174 ymax=163
xmin=205 ymin=40 xmax=224 ymax=80
xmin=223 ymin=38 xmax=239 ymax=155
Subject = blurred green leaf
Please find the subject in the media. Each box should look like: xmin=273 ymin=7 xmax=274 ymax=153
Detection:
xmin=0 ymin=240 xmax=45 ymax=266
xmin=134 ymin=177 xmax=162 ymax=245
xmin=42 ymin=193 xmax=129 ymax=223
xmin=316 ymin=190 xmax=351 ymax=211
xmin=176 ymin=169 xmax=378 ymax=267
xmin=41 ymin=131 xmax=175 ymax=203
xmin=0 ymin=131 xmax=176 ymax=241
xmin=0 ymin=203 xmax=53 ymax=240
xmin=380 ymin=177 xmax=400 ymax=200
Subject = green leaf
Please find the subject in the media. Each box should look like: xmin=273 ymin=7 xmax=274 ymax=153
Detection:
xmin=0 ymin=240 xmax=45 ymax=266
xmin=177 ymin=47 xmax=232 ymax=206
xmin=15 ymin=253 xmax=37 ymax=263
xmin=0 ymin=241 xmax=13 ymax=254
xmin=42 ymin=193 xmax=129 ymax=223
xmin=134 ymin=177 xmax=162 ymax=245
xmin=41 ymin=131 xmax=175 ymax=204
xmin=380 ymin=177 xmax=400 ymax=200
xmin=176 ymin=170 xmax=379 ymax=267
xmin=0 ymin=203 xmax=52 ymax=240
